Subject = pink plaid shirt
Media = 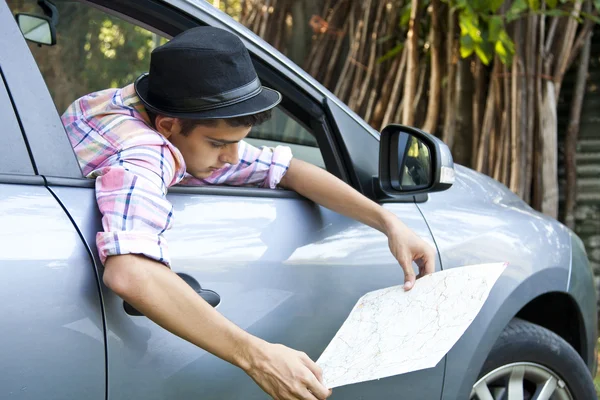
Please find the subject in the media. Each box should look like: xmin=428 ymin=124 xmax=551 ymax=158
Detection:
xmin=62 ymin=84 xmax=292 ymax=266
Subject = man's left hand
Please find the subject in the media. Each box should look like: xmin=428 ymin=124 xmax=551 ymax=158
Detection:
xmin=385 ymin=219 xmax=436 ymax=291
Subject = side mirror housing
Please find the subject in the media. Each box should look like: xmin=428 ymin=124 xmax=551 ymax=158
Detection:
xmin=15 ymin=13 xmax=56 ymax=46
xmin=376 ymin=124 xmax=454 ymax=200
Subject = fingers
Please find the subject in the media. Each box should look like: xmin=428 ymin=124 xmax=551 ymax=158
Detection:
xmin=303 ymin=374 xmax=331 ymax=399
xmin=300 ymin=353 xmax=324 ymax=384
xmin=300 ymin=354 xmax=330 ymax=399
xmin=403 ymin=259 xmax=416 ymax=291
xmin=416 ymin=247 xmax=436 ymax=279
xmin=423 ymin=251 xmax=435 ymax=275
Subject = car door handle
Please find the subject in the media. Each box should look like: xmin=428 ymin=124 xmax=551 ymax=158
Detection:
xmin=123 ymin=273 xmax=221 ymax=316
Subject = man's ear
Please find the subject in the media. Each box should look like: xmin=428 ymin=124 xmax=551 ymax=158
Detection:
xmin=155 ymin=115 xmax=181 ymax=138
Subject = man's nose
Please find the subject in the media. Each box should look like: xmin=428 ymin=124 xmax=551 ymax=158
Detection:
xmin=220 ymin=143 xmax=239 ymax=165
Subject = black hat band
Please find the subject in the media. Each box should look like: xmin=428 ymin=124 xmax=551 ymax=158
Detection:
xmin=139 ymin=74 xmax=263 ymax=113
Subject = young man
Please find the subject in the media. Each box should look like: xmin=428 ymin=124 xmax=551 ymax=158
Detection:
xmin=62 ymin=27 xmax=435 ymax=400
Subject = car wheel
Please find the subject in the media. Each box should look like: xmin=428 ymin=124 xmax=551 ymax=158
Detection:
xmin=469 ymin=318 xmax=596 ymax=400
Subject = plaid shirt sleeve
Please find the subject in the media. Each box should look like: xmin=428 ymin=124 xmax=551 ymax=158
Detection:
xmin=179 ymin=140 xmax=293 ymax=188
xmin=91 ymin=142 xmax=180 ymax=267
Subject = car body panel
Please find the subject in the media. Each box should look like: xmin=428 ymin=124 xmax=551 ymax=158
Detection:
xmin=48 ymin=184 xmax=445 ymax=399
xmin=568 ymin=231 xmax=598 ymax=372
xmin=416 ymin=166 xmax=588 ymax=398
xmin=0 ymin=183 xmax=105 ymax=400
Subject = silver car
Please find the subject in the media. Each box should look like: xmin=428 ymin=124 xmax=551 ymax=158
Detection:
xmin=0 ymin=0 xmax=597 ymax=399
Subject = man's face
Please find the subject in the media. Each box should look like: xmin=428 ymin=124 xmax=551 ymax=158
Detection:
xmin=156 ymin=117 xmax=250 ymax=179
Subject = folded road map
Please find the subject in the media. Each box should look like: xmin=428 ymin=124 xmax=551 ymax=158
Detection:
xmin=317 ymin=262 xmax=507 ymax=388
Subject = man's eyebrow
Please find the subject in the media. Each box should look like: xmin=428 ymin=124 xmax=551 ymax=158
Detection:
xmin=205 ymin=136 xmax=241 ymax=144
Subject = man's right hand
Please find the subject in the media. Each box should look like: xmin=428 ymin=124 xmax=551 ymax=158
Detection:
xmin=240 ymin=340 xmax=332 ymax=400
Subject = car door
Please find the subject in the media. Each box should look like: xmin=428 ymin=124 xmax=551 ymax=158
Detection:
xmin=3 ymin=0 xmax=445 ymax=398
xmin=0 ymin=4 xmax=105 ymax=399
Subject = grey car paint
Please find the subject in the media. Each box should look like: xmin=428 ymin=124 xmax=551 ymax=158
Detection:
xmin=0 ymin=0 xmax=597 ymax=399
xmin=48 ymin=184 xmax=446 ymax=399
xmin=0 ymin=184 xmax=105 ymax=400
xmin=417 ymin=165 xmax=597 ymax=398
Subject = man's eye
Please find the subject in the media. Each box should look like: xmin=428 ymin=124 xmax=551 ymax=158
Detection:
xmin=211 ymin=142 xmax=227 ymax=149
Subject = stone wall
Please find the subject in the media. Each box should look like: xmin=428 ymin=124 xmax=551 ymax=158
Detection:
xmin=558 ymin=26 xmax=600 ymax=319
xmin=575 ymin=205 xmax=600 ymax=295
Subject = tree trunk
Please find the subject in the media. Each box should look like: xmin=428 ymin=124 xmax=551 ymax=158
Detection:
xmin=564 ymin=11 xmax=592 ymax=228
xmin=412 ymin=61 xmax=428 ymax=126
xmin=372 ymin=55 xmax=400 ymax=128
xmin=382 ymin=48 xmax=408 ymax=127
xmin=323 ymin=18 xmax=349 ymax=88
xmin=422 ymin=0 xmax=442 ymax=135
xmin=539 ymin=77 xmax=559 ymax=219
xmin=443 ymin=7 xmax=458 ymax=146
xmin=476 ymin=60 xmax=500 ymax=175
xmin=524 ymin=14 xmax=538 ymax=204
xmin=553 ymin=0 xmax=584 ymax=98
xmin=287 ymin=0 xmax=319 ymax=65
xmin=509 ymin=20 xmax=522 ymax=195
xmin=566 ymin=14 xmax=596 ymax=71
xmin=472 ymin=58 xmax=485 ymax=167
xmin=348 ymin=0 xmax=373 ymax=111
xmin=402 ymin=0 xmax=420 ymax=126
xmin=451 ymin=58 xmax=474 ymax=165
xmin=356 ymin=0 xmax=385 ymax=113
xmin=532 ymin=11 xmax=546 ymax=212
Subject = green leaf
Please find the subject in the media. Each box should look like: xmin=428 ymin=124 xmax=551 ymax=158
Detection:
xmin=377 ymin=43 xmax=404 ymax=63
xmin=377 ymin=35 xmax=394 ymax=44
xmin=488 ymin=16 xmax=503 ymax=43
xmin=454 ymin=0 xmax=468 ymax=10
xmin=499 ymin=30 xmax=515 ymax=53
xmin=488 ymin=0 xmax=505 ymax=12
xmin=507 ymin=0 xmax=529 ymax=21
xmin=495 ymin=30 xmax=515 ymax=65
xmin=459 ymin=9 xmax=482 ymax=43
xmin=581 ymin=11 xmax=600 ymax=24
xmin=460 ymin=33 xmax=475 ymax=58
xmin=544 ymin=8 xmax=571 ymax=17
xmin=547 ymin=0 xmax=558 ymax=8
xmin=470 ymin=0 xmax=486 ymax=12
xmin=594 ymin=0 xmax=600 ymax=13
xmin=495 ymin=40 xmax=510 ymax=64
xmin=399 ymin=4 xmax=412 ymax=28
xmin=528 ymin=0 xmax=540 ymax=11
xmin=475 ymin=41 xmax=492 ymax=65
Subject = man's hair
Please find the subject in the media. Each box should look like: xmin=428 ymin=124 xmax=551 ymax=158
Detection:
xmin=147 ymin=110 xmax=272 ymax=136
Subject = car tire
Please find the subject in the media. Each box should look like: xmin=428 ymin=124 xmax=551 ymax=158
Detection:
xmin=470 ymin=318 xmax=597 ymax=400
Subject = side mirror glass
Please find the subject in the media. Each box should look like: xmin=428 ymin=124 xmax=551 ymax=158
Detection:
xmin=376 ymin=124 xmax=454 ymax=199
xmin=15 ymin=14 xmax=56 ymax=46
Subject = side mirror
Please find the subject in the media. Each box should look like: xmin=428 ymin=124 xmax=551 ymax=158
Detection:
xmin=376 ymin=124 xmax=454 ymax=200
xmin=15 ymin=14 xmax=56 ymax=46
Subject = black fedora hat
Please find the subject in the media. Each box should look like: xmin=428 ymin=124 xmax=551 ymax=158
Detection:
xmin=135 ymin=26 xmax=281 ymax=119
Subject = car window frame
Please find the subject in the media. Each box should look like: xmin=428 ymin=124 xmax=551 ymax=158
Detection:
xmin=8 ymin=0 xmax=354 ymax=196
xmin=0 ymin=66 xmax=36 ymax=178
xmin=0 ymin=0 xmax=82 ymax=179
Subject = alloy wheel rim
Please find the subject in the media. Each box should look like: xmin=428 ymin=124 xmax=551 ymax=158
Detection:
xmin=470 ymin=362 xmax=574 ymax=400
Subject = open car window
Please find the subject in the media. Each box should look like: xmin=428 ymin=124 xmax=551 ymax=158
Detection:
xmin=6 ymin=0 xmax=328 ymax=176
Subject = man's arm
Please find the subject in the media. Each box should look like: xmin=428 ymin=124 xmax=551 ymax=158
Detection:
xmin=279 ymin=158 xmax=436 ymax=290
xmin=94 ymin=142 xmax=331 ymax=400
xmin=104 ymin=255 xmax=331 ymax=400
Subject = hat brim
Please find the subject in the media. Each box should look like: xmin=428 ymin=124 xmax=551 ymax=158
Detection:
xmin=134 ymin=73 xmax=282 ymax=119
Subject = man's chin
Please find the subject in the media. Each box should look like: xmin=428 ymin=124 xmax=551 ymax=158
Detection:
xmin=194 ymin=169 xmax=217 ymax=179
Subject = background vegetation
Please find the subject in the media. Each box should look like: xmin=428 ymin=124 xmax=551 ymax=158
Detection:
xmin=218 ymin=0 xmax=598 ymax=228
